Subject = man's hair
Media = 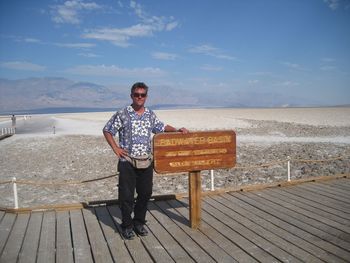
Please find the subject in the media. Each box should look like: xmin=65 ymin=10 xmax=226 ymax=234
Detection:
xmin=131 ymin=82 xmax=149 ymax=94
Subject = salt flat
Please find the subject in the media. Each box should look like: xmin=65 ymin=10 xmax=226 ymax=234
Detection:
xmin=1 ymin=107 xmax=349 ymax=208
xmin=5 ymin=107 xmax=349 ymax=143
xmin=55 ymin=107 xmax=350 ymax=127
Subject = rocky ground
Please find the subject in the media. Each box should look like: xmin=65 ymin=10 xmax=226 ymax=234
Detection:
xmin=1 ymin=117 xmax=349 ymax=208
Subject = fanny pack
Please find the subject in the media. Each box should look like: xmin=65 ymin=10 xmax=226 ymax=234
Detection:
xmin=124 ymin=154 xmax=153 ymax=169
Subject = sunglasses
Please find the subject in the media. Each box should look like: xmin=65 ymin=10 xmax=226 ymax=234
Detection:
xmin=132 ymin=92 xmax=147 ymax=98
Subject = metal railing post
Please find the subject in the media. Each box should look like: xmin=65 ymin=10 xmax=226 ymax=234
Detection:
xmin=12 ymin=177 xmax=19 ymax=209
xmin=287 ymin=156 xmax=291 ymax=182
xmin=210 ymin=170 xmax=215 ymax=191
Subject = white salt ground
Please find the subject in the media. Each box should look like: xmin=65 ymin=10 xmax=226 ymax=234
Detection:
xmin=1 ymin=107 xmax=349 ymax=208
xmin=7 ymin=107 xmax=349 ymax=144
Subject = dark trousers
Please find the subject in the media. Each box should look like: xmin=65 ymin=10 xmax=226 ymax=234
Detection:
xmin=118 ymin=161 xmax=153 ymax=228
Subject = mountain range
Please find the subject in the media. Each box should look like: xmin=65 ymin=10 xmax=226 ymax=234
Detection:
xmin=0 ymin=77 xmax=319 ymax=114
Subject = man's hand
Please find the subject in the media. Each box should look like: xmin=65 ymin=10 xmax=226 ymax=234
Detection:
xmin=164 ymin=125 xmax=189 ymax=133
xmin=103 ymin=130 xmax=128 ymax=159
xmin=115 ymin=147 xmax=128 ymax=158
xmin=178 ymin=127 xmax=189 ymax=134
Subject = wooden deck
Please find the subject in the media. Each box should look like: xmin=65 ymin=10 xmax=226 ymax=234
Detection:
xmin=1 ymin=178 xmax=350 ymax=262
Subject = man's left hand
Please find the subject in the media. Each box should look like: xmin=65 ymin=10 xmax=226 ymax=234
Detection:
xmin=178 ymin=127 xmax=189 ymax=134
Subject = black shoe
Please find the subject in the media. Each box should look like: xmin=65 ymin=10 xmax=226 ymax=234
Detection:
xmin=121 ymin=227 xmax=135 ymax=240
xmin=134 ymin=224 xmax=148 ymax=236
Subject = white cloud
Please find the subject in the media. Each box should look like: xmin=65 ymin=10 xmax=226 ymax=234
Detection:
xmin=320 ymin=65 xmax=336 ymax=71
xmin=282 ymin=61 xmax=307 ymax=71
xmin=0 ymin=61 xmax=46 ymax=71
xmin=321 ymin=57 xmax=336 ymax=62
xmin=55 ymin=42 xmax=96 ymax=48
xmin=152 ymin=52 xmax=178 ymax=60
xmin=278 ymin=81 xmax=299 ymax=87
xmin=78 ymin=52 xmax=100 ymax=58
xmin=83 ymin=1 xmax=179 ymax=47
xmin=248 ymin=79 xmax=259 ymax=85
xmin=188 ymin=44 xmax=236 ymax=60
xmin=24 ymin=38 xmax=41 ymax=43
xmin=166 ymin=21 xmax=179 ymax=31
xmin=82 ymin=24 xmax=153 ymax=47
xmin=200 ymin=64 xmax=223 ymax=71
xmin=324 ymin=0 xmax=340 ymax=10
xmin=65 ymin=64 xmax=166 ymax=77
xmin=51 ymin=0 xmax=102 ymax=25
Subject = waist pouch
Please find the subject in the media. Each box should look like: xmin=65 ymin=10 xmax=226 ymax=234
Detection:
xmin=125 ymin=154 xmax=153 ymax=169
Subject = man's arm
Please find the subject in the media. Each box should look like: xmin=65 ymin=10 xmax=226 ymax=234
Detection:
xmin=103 ymin=130 xmax=128 ymax=158
xmin=164 ymin=125 xmax=189 ymax=133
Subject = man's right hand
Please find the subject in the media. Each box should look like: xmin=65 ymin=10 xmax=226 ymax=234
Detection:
xmin=115 ymin=147 xmax=128 ymax=158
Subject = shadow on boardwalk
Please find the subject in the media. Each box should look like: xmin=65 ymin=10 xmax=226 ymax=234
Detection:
xmin=1 ymin=178 xmax=350 ymax=262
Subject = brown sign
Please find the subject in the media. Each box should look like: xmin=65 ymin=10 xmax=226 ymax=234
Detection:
xmin=153 ymin=130 xmax=236 ymax=173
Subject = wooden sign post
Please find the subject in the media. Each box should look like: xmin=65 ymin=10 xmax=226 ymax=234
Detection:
xmin=153 ymin=130 xmax=236 ymax=229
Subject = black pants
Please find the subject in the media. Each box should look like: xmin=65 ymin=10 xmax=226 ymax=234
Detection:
xmin=118 ymin=161 xmax=153 ymax=228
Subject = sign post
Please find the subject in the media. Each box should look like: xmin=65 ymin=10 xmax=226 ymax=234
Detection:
xmin=153 ymin=130 xmax=236 ymax=229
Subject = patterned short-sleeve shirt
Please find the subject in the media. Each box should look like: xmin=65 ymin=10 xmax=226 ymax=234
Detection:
xmin=103 ymin=105 xmax=165 ymax=158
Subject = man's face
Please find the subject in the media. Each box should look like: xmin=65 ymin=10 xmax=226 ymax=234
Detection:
xmin=131 ymin=87 xmax=147 ymax=107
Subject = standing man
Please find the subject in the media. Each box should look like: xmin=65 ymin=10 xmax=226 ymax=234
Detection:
xmin=11 ymin=114 xmax=16 ymax=128
xmin=103 ymin=82 xmax=188 ymax=240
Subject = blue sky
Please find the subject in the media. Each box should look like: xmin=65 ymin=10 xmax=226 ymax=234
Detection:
xmin=1 ymin=0 xmax=350 ymax=106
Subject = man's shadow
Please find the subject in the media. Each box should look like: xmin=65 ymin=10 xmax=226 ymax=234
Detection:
xmin=83 ymin=197 xmax=189 ymax=238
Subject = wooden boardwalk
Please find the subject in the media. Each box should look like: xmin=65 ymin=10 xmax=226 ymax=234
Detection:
xmin=1 ymin=178 xmax=350 ymax=262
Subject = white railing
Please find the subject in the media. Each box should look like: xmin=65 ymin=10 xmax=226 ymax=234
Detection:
xmin=1 ymin=127 xmax=16 ymax=136
xmin=1 ymin=153 xmax=349 ymax=209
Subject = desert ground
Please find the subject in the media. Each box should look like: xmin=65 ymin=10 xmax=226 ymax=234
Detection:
xmin=1 ymin=107 xmax=349 ymax=208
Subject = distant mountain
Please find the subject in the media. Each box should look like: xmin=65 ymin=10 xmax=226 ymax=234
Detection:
xmin=0 ymin=77 xmax=126 ymax=113
xmin=0 ymin=77 xmax=320 ymax=114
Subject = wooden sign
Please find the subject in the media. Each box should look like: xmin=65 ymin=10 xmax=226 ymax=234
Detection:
xmin=153 ymin=130 xmax=236 ymax=229
xmin=153 ymin=130 xmax=236 ymax=173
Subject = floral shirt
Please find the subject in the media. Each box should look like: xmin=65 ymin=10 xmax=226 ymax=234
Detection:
xmin=103 ymin=105 xmax=165 ymax=158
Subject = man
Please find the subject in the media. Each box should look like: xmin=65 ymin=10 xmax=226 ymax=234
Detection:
xmin=103 ymin=82 xmax=188 ymax=240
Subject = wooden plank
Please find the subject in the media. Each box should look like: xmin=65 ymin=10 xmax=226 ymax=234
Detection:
xmin=188 ymin=171 xmax=201 ymax=229
xmin=168 ymin=199 xmax=256 ymax=262
xmin=147 ymin=202 xmax=195 ymax=262
xmin=277 ymin=186 xmax=350 ymax=220
xmin=181 ymin=199 xmax=260 ymax=262
xmin=82 ymin=208 xmax=113 ymax=263
xmin=216 ymin=193 xmax=324 ymax=262
xmin=134 ymin=207 xmax=176 ymax=263
xmin=282 ymin=185 xmax=350 ymax=213
xmin=70 ymin=209 xmax=93 ymax=263
xmin=257 ymin=189 xmax=350 ymax=237
xmin=157 ymin=200 xmax=237 ymax=263
xmin=115 ymin=203 xmax=176 ymax=263
xmin=37 ymin=211 xmax=56 ymax=263
xmin=0 ymin=212 xmax=16 ymax=254
xmin=56 ymin=211 xmax=74 ymax=263
xmin=149 ymin=201 xmax=215 ymax=262
xmin=18 ymin=212 xmax=43 ymax=263
xmin=231 ymin=191 xmax=348 ymax=262
xmin=323 ymin=178 xmax=350 ymax=190
xmin=298 ymin=183 xmax=350 ymax=204
xmin=315 ymin=181 xmax=350 ymax=197
xmin=303 ymin=182 xmax=350 ymax=200
xmin=0 ymin=213 xmax=29 ymax=263
xmin=280 ymin=187 xmax=350 ymax=219
xmin=0 ymin=211 xmax=4 ymax=221
xmin=153 ymin=130 xmax=236 ymax=173
xmin=186 ymin=195 xmax=277 ymax=263
xmin=94 ymin=206 xmax=133 ymax=263
xmin=323 ymin=180 xmax=350 ymax=192
xmin=108 ymin=205 xmax=153 ymax=263
xmin=205 ymin=196 xmax=303 ymax=262
xmin=237 ymin=191 xmax=350 ymax=262
xmin=202 ymin=197 xmax=290 ymax=263
xmin=250 ymin=190 xmax=350 ymax=251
